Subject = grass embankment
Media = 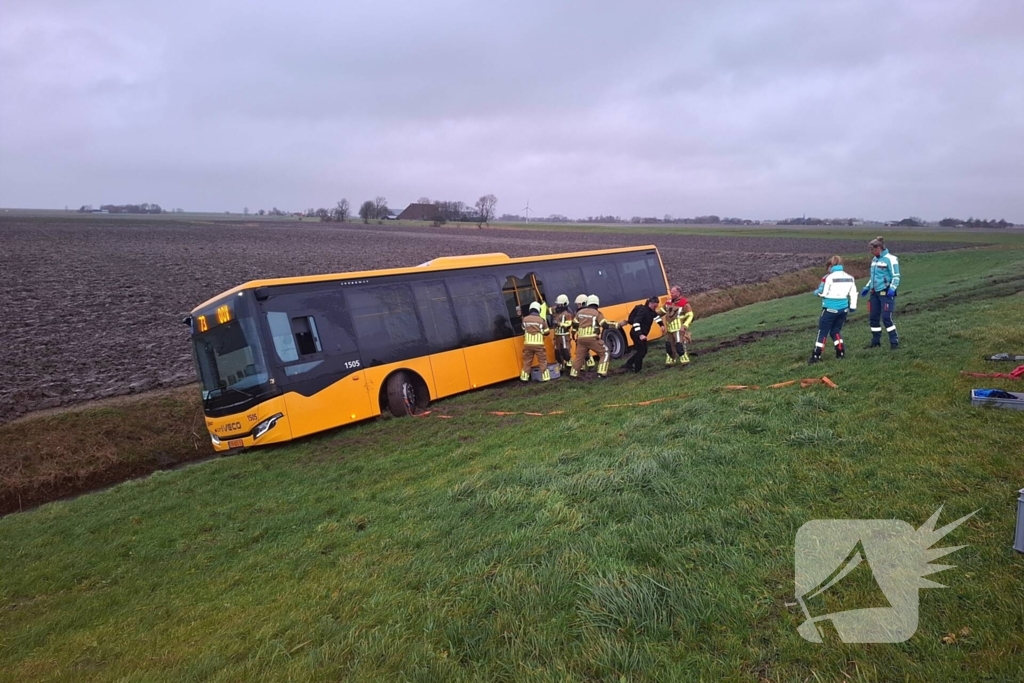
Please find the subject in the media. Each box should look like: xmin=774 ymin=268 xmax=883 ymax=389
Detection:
xmin=1 ymin=246 xmax=1023 ymax=681
xmin=0 ymin=389 xmax=210 ymax=514
xmin=0 ymin=261 xmax=869 ymax=516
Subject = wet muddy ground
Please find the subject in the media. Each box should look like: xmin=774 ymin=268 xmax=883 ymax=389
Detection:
xmin=0 ymin=217 xmax=970 ymax=422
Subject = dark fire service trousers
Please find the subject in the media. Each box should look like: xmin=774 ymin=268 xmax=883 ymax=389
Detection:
xmin=573 ymin=337 xmax=608 ymax=375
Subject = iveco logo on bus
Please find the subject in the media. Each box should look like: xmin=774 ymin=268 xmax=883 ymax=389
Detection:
xmin=213 ymin=422 xmax=243 ymax=434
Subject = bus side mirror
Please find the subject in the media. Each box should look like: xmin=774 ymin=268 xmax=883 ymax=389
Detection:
xmin=255 ymin=287 xmax=269 ymax=301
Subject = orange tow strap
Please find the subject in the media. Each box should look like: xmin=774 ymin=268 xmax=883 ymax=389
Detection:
xmin=604 ymin=394 xmax=691 ymax=408
xmin=724 ymin=376 xmax=838 ymax=392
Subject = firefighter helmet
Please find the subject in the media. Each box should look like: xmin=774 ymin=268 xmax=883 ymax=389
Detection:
xmin=586 ymin=294 xmax=600 ymax=307
xmin=528 ymin=301 xmax=542 ymax=313
xmin=575 ymin=294 xmax=587 ymax=306
xmin=555 ymin=294 xmax=570 ymax=306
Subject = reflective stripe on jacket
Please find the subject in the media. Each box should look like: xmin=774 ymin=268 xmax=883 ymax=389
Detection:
xmin=522 ymin=314 xmax=549 ymax=346
xmin=573 ymin=307 xmax=607 ymax=339
xmin=552 ymin=309 xmax=574 ymax=336
xmin=815 ymin=265 xmax=859 ymax=311
xmin=659 ymin=297 xmax=691 ymax=332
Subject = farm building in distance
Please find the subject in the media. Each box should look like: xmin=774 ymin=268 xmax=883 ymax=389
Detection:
xmin=397 ymin=203 xmax=442 ymax=221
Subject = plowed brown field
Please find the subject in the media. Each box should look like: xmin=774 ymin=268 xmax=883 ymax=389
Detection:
xmin=0 ymin=218 xmax=969 ymax=422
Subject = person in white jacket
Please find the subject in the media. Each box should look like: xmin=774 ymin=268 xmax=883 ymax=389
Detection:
xmin=809 ymin=256 xmax=858 ymax=364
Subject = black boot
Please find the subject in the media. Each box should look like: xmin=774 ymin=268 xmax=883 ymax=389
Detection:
xmin=808 ymin=354 xmax=821 ymax=365
xmin=836 ymin=345 xmax=845 ymax=359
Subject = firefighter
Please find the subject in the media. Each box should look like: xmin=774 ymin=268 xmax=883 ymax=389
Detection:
xmin=520 ymin=301 xmax=551 ymax=382
xmin=659 ymin=285 xmax=694 ymax=365
xmin=574 ymin=293 xmax=596 ymax=369
xmin=861 ymin=236 xmax=900 ymax=349
xmin=551 ymin=294 xmax=574 ymax=372
xmin=622 ymin=296 xmax=660 ymax=373
xmin=809 ymin=256 xmax=858 ymax=364
xmin=570 ymin=295 xmax=620 ymax=378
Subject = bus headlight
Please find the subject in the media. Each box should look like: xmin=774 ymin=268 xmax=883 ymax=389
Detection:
xmin=253 ymin=413 xmax=284 ymax=441
xmin=210 ymin=433 xmax=222 ymax=446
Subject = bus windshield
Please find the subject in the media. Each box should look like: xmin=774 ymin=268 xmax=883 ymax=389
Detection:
xmin=191 ymin=299 xmax=271 ymax=407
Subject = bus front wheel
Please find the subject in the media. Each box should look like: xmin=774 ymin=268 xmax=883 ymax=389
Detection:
xmin=385 ymin=371 xmax=428 ymax=417
xmin=603 ymin=329 xmax=627 ymax=359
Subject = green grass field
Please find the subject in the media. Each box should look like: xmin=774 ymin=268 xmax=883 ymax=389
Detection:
xmin=2 ymin=243 xmax=1023 ymax=681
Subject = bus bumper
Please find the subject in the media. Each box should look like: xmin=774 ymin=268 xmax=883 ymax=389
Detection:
xmin=205 ymin=396 xmax=293 ymax=452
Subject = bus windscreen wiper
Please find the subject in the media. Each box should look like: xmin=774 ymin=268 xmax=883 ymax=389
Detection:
xmin=205 ymin=385 xmax=252 ymax=407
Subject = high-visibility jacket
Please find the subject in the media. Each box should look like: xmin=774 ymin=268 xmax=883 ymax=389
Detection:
xmin=552 ymin=307 xmax=574 ymax=337
xmin=869 ymin=249 xmax=900 ymax=292
xmin=573 ymin=306 xmax=616 ymax=339
xmin=658 ymin=296 xmax=692 ymax=333
xmin=815 ymin=265 xmax=858 ymax=311
xmin=522 ymin=313 xmax=550 ymax=347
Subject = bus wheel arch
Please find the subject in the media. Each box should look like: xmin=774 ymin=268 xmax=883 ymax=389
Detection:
xmin=382 ymin=370 xmax=430 ymax=417
xmin=603 ymin=328 xmax=627 ymax=359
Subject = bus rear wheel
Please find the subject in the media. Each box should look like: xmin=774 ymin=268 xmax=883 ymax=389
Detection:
xmin=603 ymin=328 xmax=627 ymax=359
xmin=385 ymin=371 xmax=428 ymax=417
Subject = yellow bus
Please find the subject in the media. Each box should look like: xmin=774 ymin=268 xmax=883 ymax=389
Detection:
xmin=187 ymin=245 xmax=670 ymax=451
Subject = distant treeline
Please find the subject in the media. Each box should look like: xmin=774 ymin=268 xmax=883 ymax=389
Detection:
xmin=78 ymin=203 xmax=164 ymax=214
xmin=498 ymin=214 xmax=763 ymax=225
xmin=938 ymin=217 xmax=1014 ymax=228
xmin=778 ymin=217 xmax=858 ymax=226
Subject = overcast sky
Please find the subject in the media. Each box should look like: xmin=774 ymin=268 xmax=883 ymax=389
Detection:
xmin=2 ymin=0 xmax=1023 ymax=220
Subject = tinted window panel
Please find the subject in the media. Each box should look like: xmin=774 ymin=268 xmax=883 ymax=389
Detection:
xmin=291 ymin=316 xmax=322 ymax=356
xmin=646 ymin=256 xmax=667 ymax=293
xmin=263 ymin=290 xmax=358 ymax=356
xmin=616 ymin=254 xmax=657 ymax=301
xmin=447 ymin=274 xmax=513 ymax=344
xmin=581 ymin=260 xmax=625 ymax=305
xmin=285 ymin=360 xmax=324 ymax=376
xmin=267 ymin=311 xmax=299 ymax=362
xmin=413 ymin=280 xmax=460 ymax=352
xmin=345 ymin=283 xmax=426 ymax=364
xmin=535 ymin=265 xmax=587 ymax=307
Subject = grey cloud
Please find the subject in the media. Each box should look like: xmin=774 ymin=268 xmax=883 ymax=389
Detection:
xmin=1 ymin=0 xmax=1023 ymax=220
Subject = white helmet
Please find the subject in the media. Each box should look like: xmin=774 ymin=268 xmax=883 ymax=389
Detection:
xmin=528 ymin=301 xmax=542 ymax=313
xmin=555 ymin=294 xmax=570 ymax=306
xmin=586 ymin=294 xmax=600 ymax=307
xmin=575 ymin=294 xmax=588 ymax=306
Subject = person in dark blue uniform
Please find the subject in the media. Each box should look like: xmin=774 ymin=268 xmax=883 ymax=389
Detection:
xmin=861 ymin=237 xmax=901 ymax=349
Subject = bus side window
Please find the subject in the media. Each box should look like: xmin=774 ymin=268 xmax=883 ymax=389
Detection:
xmin=291 ymin=316 xmax=322 ymax=356
xmin=345 ymin=283 xmax=426 ymax=364
xmin=412 ymin=280 xmax=460 ymax=352
xmin=267 ymin=311 xmax=299 ymax=362
xmin=535 ymin=264 xmax=586 ymax=309
xmin=615 ymin=254 xmax=657 ymax=301
xmin=447 ymin=274 xmax=513 ymax=344
xmin=581 ymin=260 xmax=625 ymax=305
